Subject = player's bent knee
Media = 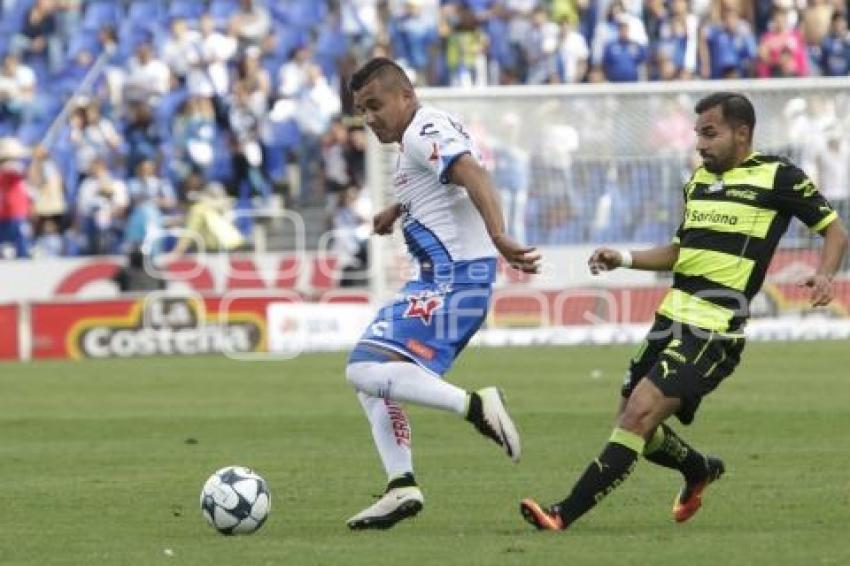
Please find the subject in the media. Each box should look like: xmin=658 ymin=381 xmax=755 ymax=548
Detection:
xmin=346 ymin=361 xmax=379 ymax=393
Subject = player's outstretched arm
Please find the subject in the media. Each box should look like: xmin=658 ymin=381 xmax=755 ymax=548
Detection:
xmin=799 ymin=219 xmax=849 ymax=306
xmin=588 ymin=244 xmax=680 ymax=275
xmin=448 ymin=154 xmax=541 ymax=274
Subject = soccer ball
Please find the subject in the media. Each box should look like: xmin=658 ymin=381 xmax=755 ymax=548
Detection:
xmin=200 ymin=466 xmax=271 ymax=535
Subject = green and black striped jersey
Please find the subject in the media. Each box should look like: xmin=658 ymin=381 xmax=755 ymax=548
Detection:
xmin=657 ymin=152 xmax=837 ymax=333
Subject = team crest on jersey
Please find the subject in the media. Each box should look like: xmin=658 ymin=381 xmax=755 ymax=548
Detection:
xmin=404 ymin=291 xmax=444 ymax=325
xmin=706 ymin=180 xmax=724 ymax=193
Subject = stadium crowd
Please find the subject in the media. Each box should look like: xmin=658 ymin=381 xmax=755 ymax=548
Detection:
xmin=0 ymin=0 xmax=848 ymax=258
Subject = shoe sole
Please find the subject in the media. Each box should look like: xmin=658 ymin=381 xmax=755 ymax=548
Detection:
xmin=519 ymin=499 xmax=563 ymax=531
xmin=347 ymin=499 xmax=423 ymax=530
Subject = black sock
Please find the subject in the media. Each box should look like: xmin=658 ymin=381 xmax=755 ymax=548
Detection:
xmin=643 ymin=423 xmax=707 ymax=483
xmin=464 ymin=392 xmax=482 ymax=424
xmin=555 ymin=428 xmax=644 ymax=525
xmin=386 ymin=472 xmax=417 ymax=491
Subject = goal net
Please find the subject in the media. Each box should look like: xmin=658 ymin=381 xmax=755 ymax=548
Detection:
xmin=366 ymin=78 xmax=850 ymax=344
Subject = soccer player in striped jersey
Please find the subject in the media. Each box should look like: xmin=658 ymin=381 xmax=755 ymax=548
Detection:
xmin=521 ymin=91 xmax=848 ymax=531
xmin=344 ymin=58 xmax=540 ymax=530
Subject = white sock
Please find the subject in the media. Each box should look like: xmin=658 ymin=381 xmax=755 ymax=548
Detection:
xmin=346 ymin=361 xmax=469 ymax=416
xmin=357 ymin=392 xmax=413 ymax=481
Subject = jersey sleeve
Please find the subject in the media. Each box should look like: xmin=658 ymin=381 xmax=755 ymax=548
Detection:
xmin=773 ymin=162 xmax=837 ymax=233
xmin=406 ymin=113 xmax=475 ymax=185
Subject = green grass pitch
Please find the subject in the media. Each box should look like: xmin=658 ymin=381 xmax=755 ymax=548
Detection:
xmin=1 ymin=341 xmax=848 ymax=565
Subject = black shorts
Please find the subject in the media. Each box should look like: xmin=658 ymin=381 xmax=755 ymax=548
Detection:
xmin=621 ymin=314 xmax=746 ymax=425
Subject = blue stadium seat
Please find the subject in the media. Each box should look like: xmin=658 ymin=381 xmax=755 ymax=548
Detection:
xmin=66 ymin=32 xmax=101 ymax=60
xmin=127 ymin=0 xmax=162 ymax=24
xmin=16 ymin=119 xmax=49 ymax=146
xmin=209 ymin=0 xmax=239 ymax=24
xmin=0 ymin=0 xmax=33 ymax=35
xmin=82 ymin=0 xmax=123 ymax=31
xmin=267 ymin=118 xmax=301 ymax=151
xmin=282 ymin=1 xmax=327 ymax=30
xmin=168 ymin=0 xmax=205 ymax=21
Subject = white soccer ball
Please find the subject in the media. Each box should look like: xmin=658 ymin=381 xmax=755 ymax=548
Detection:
xmin=200 ymin=465 xmax=271 ymax=535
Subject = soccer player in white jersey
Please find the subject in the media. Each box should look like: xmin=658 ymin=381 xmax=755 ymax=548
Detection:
xmin=344 ymin=58 xmax=541 ymax=530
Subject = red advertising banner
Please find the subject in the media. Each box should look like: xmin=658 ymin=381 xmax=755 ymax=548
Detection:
xmin=28 ymin=292 xmax=371 ymax=360
xmin=0 ymin=304 xmax=19 ymax=360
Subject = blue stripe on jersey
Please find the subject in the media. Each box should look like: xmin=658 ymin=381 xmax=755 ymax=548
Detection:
xmin=403 ymin=218 xmax=453 ymax=266
xmin=438 ymin=150 xmax=471 ymax=184
xmin=402 ymin=218 xmax=497 ymax=284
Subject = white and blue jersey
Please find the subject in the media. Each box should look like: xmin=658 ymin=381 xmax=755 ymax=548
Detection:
xmin=350 ymin=106 xmax=497 ymax=376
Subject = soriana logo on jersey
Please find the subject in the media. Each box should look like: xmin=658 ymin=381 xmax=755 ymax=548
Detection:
xmin=63 ymin=295 xmax=265 ymax=359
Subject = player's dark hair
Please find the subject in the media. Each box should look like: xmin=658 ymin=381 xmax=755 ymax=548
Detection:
xmin=695 ymin=92 xmax=756 ymax=139
xmin=349 ymin=57 xmax=412 ymax=93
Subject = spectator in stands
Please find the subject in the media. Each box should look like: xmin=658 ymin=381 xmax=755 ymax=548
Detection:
xmin=166 ymin=181 xmax=245 ymax=258
xmin=521 ymin=7 xmax=560 ymax=84
xmin=31 ymin=217 xmax=64 ymax=257
xmin=230 ymin=0 xmax=271 ymax=49
xmin=601 ymin=16 xmax=647 ymax=82
xmin=331 ymin=185 xmax=371 ymax=287
xmin=161 ymin=18 xmax=202 ymax=84
xmin=322 ymin=118 xmax=353 ymax=205
xmin=293 ymin=64 xmax=342 ymax=203
xmin=76 ymin=157 xmax=128 ymax=255
xmin=126 ymin=41 xmax=171 ymax=98
xmin=277 ymin=45 xmax=314 ymax=99
xmin=127 ymin=159 xmax=176 ymax=212
xmin=14 ymin=0 xmax=60 ymax=72
xmin=171 ymin=96 xmax=217 ymax=184
xmin=819 ymin=12 xmax=850 ymax=76
xmin=699 ymin=4 xmax=758 ymax=78
xmin=801 ymin=0 xmax=835 ymax=57
xmin=69 ymin=98 xmax=122 ymax=177
xmin=591 ymin=0 xmax=648 ymax=71
xmin=346 ymin=125 xmax=367 ymax=189
xmin=227 ymin=79 xmax=270 ymax=199
xmin=187 ymin=13 xmax=238 ymax=97
xmin=124 ymin=101 xmax=161 ymax=178
xmin=557 ymin=17 xmax=589 ymax=83
xmin=235 ymin=46 xmax=272 ymax=107
xmin=122 ymin=184 xmax=166 ymax=257
xmin=643 ymin=0 xmax=667 ymax=44
xmin=0 ymin=53 xmax=36 ymax=128
xmin=441 ymin=3 xmax=488 ymax=87
xmin=756 ymin=7 xmax=808 ymax=78
xmin=341 ymin=0 xmax=380 ymax=61
xmin=389 ymin=0 xmax=438 ymax=78
xmin=27 ymin=144 xmax=65 ymax=241
xmin=655 ymin=0 xmax=699 ymax=79
xmin=0 ymin=137 xmax=31 ymax=258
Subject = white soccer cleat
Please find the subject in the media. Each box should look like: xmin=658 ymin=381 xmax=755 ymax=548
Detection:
xmin=347 ymin=486 xmax=424 ymax=530
xmin=474 ymin=387 xmax=522 ymax=462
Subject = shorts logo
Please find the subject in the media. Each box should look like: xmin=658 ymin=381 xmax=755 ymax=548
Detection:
xmin=404 ymin=293 xmax=444 ymax=325
xmin=660 ymin=360 xmax=678 ymax=380
xmin=406 ymin=339 xmax=435 ymax=360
